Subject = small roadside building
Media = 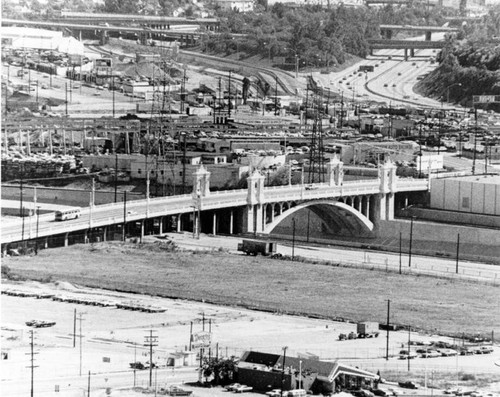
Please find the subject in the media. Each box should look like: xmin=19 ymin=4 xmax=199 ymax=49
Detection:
xmin=237 ymin=351 xmax=378 ymax=394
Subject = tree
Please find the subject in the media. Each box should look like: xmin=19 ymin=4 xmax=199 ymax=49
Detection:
xmin=202 ymin=356 xmax=238 ymax=385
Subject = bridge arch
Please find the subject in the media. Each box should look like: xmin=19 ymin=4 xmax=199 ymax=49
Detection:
xmin=263 ymin=200 xmax=374 ymax=237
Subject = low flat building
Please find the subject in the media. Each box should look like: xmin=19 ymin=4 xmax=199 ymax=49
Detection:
xmin=237 ymin=351 xmax=378 ymax=394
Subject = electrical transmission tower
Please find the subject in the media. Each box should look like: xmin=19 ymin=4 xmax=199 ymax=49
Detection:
xmin=144 ymin=330 xmax=158 ymax=388
xmin=308 ymin=102 xmax=326 ymax=184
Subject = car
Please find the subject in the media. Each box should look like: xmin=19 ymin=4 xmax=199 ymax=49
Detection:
xmin=41 ymin=83 xmax=48 ymax=89
xmin=352 ymin=390 xmax=374 ymax=397
xmin=398 ymin=72 xmax=402 ymax=76
xmin=96 ymin=85 xmax=104 ymax=90
xmin=129 ymin=361 xmax=146 ymax=370
xmin=474 ymin=346 xmax=493 ymax=354
xmin=73 ymin=84 xmax=80 ymax=89
xmin=225 ymin=384 xmax=242 ymax=392
xmin=26 ymin=320 xmax=56 ymax=328
xmin=392 ymin=83 xmax=396 ymax=87
xmin=266 ymin=390 xmax=282 ymax=397
xmin=398 ymin=381 xmax=418 ymax=389
xmin=417 ymin=349 xmax=440 ymax=358
xmin=399 ymin=350 xmax=417 ymax=359
xmin=459 ymin=347 xmax=475 ymax=355
xmin=439 ymin=348 xmax=458 ymax=356
xmin=372 ymin=390 xmax=389 ymax=397
xmin=234 ymin=385 xmax=253 ymax=393
xmin=411 ymin=62 xmax=416 ymax=66
xmin=383 ymin=83 xmax=388 ymax=87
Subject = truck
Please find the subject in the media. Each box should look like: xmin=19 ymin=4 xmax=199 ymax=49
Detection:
xmin=357 ymin=322 xmax=379 ymax=338
xmin=237 ymin=239 xmax=278 ymax=256
xmin=358 ymin=65 xmax=374 ymax=73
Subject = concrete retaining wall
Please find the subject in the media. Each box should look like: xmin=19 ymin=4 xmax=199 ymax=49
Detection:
xmin=397 ymin=207 xmax=500 ymax=229
xmin=377 ymin=219 xmax=499 ymax=245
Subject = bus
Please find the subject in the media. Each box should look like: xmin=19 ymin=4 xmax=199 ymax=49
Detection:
xmin=54 ymin=208 xmax=81 ymax=221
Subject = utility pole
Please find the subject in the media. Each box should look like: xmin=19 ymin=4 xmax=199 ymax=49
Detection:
xmin=73 ymin=308 xmax=77 ymax=348
xmin=26 ymin=330 xmax=39 ymax=397
xmin=228 ymin=70 xmax=232 ymax=118
xmin=407 ymin=326 xmax=411 ymax=371
xmin=88 ymin=370 xmax=91 ymax=397
xmin=274 ymin=75 xmax=278 ymax=116
xmin=280 ymin=346 xmax=288 ymax=397
xmin=456 ymin=233 xmax=460 ymax=274
xmin=399 ymin=232 xmax=402 ymax=275
xmin=77 ymin=312 xmax=86 ymax=376
xmin=144 ymin=330 xmax=158 ymax=388
xmin=123 ymin=190 xmax=127 ymax=241
xmin=472 ymin=107 xmax=478 ymax=175
xmin=408 ymin=217 xmax=414 ymax=268
xmin=291 ymin=218 xmax=296 ymax=260
xmin=114 ymin=152 xmax=118 ymax=203
xmin=386 ymin=300 xmax=390 ymax=361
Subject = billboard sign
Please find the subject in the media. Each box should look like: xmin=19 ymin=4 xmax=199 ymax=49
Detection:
xmin=191 ymin=331 xmax=211 ymax=349
xmin=473 ymin=95 xmax=500 ymax=103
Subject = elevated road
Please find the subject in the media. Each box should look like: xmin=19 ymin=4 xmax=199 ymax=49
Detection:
xmin=1 ymin=178 xmax=429 ymax=244
xmin=2 ymin=18 xmax=202 ymax=38
xmin=54 ymin=10 xmax=219 ymax=27
xmin=379 ymin=24 xmax=459 ymax=33
xmin=368 ymin=39 xmax=445 ymax=50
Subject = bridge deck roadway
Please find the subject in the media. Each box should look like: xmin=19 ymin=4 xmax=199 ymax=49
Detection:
xmin=368 ymin=40 xmax=445 ymax=49
xmin=2 ymin=19 xmax=201 ymax=37
xmin=1 ymin=179 xmax=429 ymax=244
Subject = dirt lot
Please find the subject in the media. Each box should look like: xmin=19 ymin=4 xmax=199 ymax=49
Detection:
xmin=2 ymin=240 xmax=500 ymax=336
xmin=2 ymin=280 xmax=500 ymax=397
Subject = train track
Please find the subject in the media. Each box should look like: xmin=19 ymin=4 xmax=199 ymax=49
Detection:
xmin=88 ymin=43 xmax=299 ymax=97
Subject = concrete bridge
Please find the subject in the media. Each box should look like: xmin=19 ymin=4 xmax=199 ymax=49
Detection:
xmin=2 ymin=18 xmax=205 ymax=46
xmin=1 ymin=158 xmax=429 ymax=251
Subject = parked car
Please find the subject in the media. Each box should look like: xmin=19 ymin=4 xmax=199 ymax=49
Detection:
xmin=266 ymin=390 xmax=282 ymax=397
xmin=440 ymin=348 xmax=458 ymax=356
xmin=225 ymin=384 xmax=242 ymax=392
xmin=372 ymin=389 xmax=388 ymax=397
xmin=234 ymin=385 xmax=253 ymax=393
xmin=459 ymin=347 xmax=475 ymax=355
xmin=474 ymin=346 xmax=493 ymax=354
xmin=417 ymin=349 xmax=440 ymax=358
xmin=398 ymin=381 xmax=418 ymax=389
xmin=399 ymin=350 xmax=417 ymax=360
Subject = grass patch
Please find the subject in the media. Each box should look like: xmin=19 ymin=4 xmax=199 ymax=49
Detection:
xmin=3 ymin=241 xmax=500 ymax=336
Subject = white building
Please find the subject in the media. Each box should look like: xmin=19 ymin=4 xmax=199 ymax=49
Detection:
xmin=430 ymin=174 xmax=500 ymax=216
xmin=215 ymin=0 xmax=255 ymax=12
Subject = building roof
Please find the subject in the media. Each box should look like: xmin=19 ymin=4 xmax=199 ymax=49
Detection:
xmin=444 ymin=174 xmax=500 ymax=185
xmin=240 ymin=351 xmax=378 ymax=382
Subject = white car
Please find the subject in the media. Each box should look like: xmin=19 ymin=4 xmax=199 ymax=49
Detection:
xmin=266 ymin=390 xmax=282 ymax=397
xmin=440 ymin=348 xmax=458 ymax=356
xmin=234 ymin=385 xmax=253 ymax=393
